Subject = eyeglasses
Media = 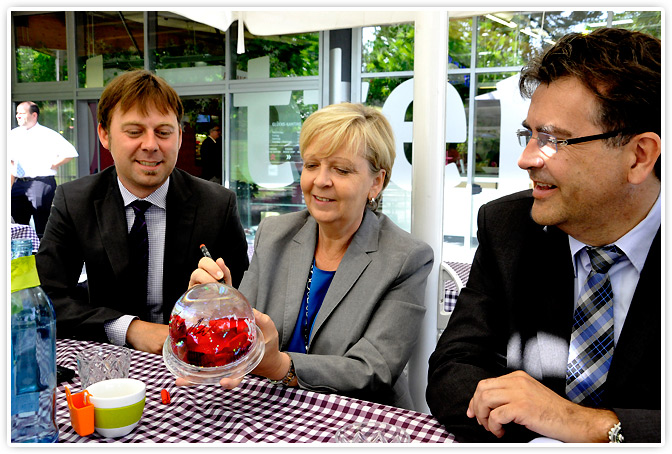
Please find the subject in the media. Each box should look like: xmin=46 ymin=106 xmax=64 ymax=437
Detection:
xmin=516 ymin=128 xmax=625 ymax=157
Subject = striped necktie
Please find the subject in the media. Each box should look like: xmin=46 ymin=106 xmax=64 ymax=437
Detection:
xmin=128 ymin=200 xmax=152 ymax=305
xmin=566 ymin=245 xmax=624 ymax=406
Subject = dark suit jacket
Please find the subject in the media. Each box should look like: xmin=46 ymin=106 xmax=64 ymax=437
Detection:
xmin=427 ymin=190 xmax=661 ymax=443
xmin=240 ymin=209 xmax=434 ymax=409
xmin=36 ymin=166 xmax=249 ymax=342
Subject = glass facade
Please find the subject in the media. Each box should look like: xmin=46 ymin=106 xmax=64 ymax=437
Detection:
xmin=10 ymin=9 xmax=662 ymax=262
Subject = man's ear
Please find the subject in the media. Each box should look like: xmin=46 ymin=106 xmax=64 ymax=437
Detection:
xmin=626 ymin=132 xmax=660 ymax=185
xmin=97 ymin=123 xmax=110 ymax=150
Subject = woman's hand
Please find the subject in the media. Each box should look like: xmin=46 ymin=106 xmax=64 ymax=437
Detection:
xmin=251 ymin=310 xmax=294 ymax=383
xmin=175 ymin=376 xmax=244 ymax=389
xmin=188 ymin=256 xmax=232 ymax=288
xmin=174 ymin=309 xmax=291 ymax=390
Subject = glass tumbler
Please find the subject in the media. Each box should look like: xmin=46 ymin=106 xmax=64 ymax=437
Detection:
xmin=76 ymin=345 xmax=132 ymax=390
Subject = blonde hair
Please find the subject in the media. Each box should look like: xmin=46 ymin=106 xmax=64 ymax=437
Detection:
xmin=299 ymin=103 xmax=395 ymax=193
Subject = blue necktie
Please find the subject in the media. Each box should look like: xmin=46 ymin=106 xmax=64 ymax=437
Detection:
xmin=566 ymin=245 xmax=624 ymax=406
xmin=128 ymin=200 xmax=152 ymax=305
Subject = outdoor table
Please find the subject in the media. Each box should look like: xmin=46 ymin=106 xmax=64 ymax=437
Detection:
xmin=55 ymin=338 xmax=455 ymax=443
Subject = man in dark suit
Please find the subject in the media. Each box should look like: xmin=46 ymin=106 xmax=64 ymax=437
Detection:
xmin=427 ymin=28 xmax=661 ymax=443
xmin=37 ymin=70 xmax=249 ymax=354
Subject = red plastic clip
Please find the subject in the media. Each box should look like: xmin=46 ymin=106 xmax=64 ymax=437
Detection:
xmin=65 ymin=386 xmax=95 ymax=436
xmin=161 ymin=389 xmax=171 ymax=404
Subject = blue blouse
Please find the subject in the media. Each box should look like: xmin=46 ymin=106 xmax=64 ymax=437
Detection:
xmin=287 ymin=262 xmax=335 ymax=354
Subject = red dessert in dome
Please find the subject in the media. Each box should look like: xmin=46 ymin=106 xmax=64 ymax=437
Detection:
xmin=169 ymin=314 xmax=254 ymax=368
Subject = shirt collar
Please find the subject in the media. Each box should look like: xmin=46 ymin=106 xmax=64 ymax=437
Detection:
xmin=569 ymin=192 xmax=661 ymax=275
xmin=117 ymin=177 xmax=170 ymax=210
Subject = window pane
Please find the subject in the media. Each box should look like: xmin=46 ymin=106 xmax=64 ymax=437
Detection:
xmin=180 ymin=96 xmax=223 ymax=181
xmin=76 ymin=11 xmax=144 ymax=88
xmin=362 ymin=24 xmax=414 ymax=73
xmin=230 ymin=88 xmax=318 ymax=238
xmin=448 ymin=17 xmax=472 ymax=69
xmin=24 ymin=100 xmax=77 ymax=184
xmin=477 ymin=11 xmax=610 ymax=68
xmin=14 ymin=12 xmax=68 ymax=83
xmin=610 ymin=11 xmax=661 ymax=38
xmin=234 ymin=32 xmax=319 ymax=79
xmin=154 ymin=12 xmax=227 ymax=85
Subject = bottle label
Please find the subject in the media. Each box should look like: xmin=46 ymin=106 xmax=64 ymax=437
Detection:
xmin=11 ymin=255 xmax=41 ymax=293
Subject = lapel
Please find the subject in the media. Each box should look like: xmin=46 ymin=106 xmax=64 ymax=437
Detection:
xmin=309 ymin=209 xmax=378 ymax=349
xmin=280 ymin=215 xmax=318 ymax=348
xmin=163 ymin=169 xmax=197 ymax=301
xmin=93 ymin=168 xmax=131 ymax=280
xmin=534 ymin=225 xmax=575 ymax=382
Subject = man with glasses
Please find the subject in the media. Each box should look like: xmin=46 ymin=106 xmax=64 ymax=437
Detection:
xmin=427 ymin=28 xmax=660 ymax=443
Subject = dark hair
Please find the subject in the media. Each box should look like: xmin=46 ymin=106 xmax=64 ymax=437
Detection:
xmin=519 ymin=28 xmax=661 ymax=178
xmin=97 ymin=70 xmax=183 ymax=132
xmin=20 ymin=101 xmax=39 ymax=117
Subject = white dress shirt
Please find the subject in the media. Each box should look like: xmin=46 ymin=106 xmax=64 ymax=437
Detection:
xmin=104 ymin=177 xmax=170 ymax=346
xmin=8 ymin=122 xmax=78 ymax=177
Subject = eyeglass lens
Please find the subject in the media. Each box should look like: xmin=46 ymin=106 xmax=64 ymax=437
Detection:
xmin=516 ymin=129 xmax=556 ymax=155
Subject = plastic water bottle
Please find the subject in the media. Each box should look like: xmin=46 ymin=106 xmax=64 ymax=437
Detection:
xmin=10 ymin=238 xmax=59 ymax=443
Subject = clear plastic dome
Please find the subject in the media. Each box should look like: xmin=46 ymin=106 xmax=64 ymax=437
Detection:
xmin=162 ymin=283 xmax=264 ymax=384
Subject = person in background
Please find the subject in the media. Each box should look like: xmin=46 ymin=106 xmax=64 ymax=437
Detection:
xmin=427 ymin=28 xmax=661 ymax=443
xmin=188 ymin=103 xmax=434 ymax=409
xmin=200 ymin=124 xmax=223 ymax=184
xmin=36 ymin=70 xmax=249 ymax=354
xmin=9 ymin=101 xmax=79 ymax=236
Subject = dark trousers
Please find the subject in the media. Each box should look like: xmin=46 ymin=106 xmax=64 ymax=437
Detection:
xmin=11 ymin=176 xmax=57 ymax=237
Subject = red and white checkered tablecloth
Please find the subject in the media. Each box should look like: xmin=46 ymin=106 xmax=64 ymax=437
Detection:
xmin=55 ymin=339 xmax=455 ymax=443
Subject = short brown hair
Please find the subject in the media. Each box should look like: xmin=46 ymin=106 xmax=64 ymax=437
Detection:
xmin=299 ymin=103 xmax=396 ymax=194
xmin=519 ymin=28 xmax=661 ymax=177
xmin=97 ymin=70 xmax=184 ymax=131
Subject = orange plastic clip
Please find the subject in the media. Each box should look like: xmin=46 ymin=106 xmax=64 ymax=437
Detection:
xmin=65 ymin=386 xmax=95 ymax=436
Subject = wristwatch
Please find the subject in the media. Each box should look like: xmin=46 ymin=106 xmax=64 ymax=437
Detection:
xmin=268 ymin=354 xmax=295 ymax=386
xmin=608 ymin=422 xmax=624 ymax=443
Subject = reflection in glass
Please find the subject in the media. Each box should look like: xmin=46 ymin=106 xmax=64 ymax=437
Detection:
xmin=180 ymin=96 xmax=223 ymax=181
xmin=234 ymin=31 xmax=319 ymax=79
xmin=230 ymin=89 xmax=318 ymax=237
xmin=154 ymin=12 xmax=227 ymax=85
xmin=76 ymin=11 xmax=144 ymax=88
xmin=14 ymin=12 xmax=68 ymax=83
xmin=476 ymin=11 xmax=611 ymax=68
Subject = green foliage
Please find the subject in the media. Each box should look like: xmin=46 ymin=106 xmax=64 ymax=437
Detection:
xmin=15 ymin=47 xmax=64 ymax=83
xmin=237 ymin=33 xmax=319 ymax=77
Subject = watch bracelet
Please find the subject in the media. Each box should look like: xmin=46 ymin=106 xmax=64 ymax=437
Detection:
xmin=268 ymin=354 xmax=295 ymax=386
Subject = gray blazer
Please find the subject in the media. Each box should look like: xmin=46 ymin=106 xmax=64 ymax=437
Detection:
xmin=239 ymin=208 xmax=433 ymax=409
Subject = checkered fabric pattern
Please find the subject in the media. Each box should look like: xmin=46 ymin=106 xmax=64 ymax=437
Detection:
xmin=566 ymin=245 xmax=624 ymax=406
xmin=55 ymin=339 xmax=455 ymax=443
xmin=443 ymin=261 xmax=471 ymax=312
xmin=11 ymin=223 xmax=40 ymax=253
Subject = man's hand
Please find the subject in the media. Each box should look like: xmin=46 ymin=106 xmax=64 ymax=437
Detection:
xmin=126 ymin=319 xmax=169 ymax=354
xmin=467 ymin=370 xmax=619 ymax=442
xmin=188 ymin=256 xmax=232 ymax=288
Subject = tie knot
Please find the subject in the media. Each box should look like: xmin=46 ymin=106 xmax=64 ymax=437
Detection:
xmin=586 ymin=245 xmax=623 ymax=274
xmin=130 ymin=200 xmax=152 ymax=215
